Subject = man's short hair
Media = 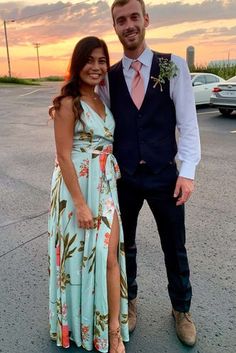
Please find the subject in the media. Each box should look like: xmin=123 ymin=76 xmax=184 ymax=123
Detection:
xmin=111 ymin=0 xmax=146 ymax=20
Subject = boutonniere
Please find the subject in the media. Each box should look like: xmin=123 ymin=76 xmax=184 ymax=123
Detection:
xmin=151 ymin=57 xmax=178 ymax=92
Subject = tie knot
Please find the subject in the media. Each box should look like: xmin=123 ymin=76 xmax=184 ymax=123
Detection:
xmin=131 ymin=60 xmax=142 ymax=72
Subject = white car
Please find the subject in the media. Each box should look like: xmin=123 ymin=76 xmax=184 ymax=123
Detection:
xmin=191 ymin=72 xmax=225 ymax=105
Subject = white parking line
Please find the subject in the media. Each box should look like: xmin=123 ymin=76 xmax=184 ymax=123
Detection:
xmin=197 ymin=110 xmax=219 ymax=115
xmin=230 ymin=130 xmax=236 ymax=134
xmin=19 ymin=89 xmax=41 ymax=97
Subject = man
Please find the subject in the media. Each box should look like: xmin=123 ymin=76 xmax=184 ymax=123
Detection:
xmin=100 ymin=0 xmax=201 ymax=347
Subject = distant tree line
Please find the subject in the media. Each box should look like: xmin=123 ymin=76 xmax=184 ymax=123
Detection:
xmin=190 ymin=64 xmax=236 ymax=80
xmin=0 ymin=67 xmax=235 ymax=84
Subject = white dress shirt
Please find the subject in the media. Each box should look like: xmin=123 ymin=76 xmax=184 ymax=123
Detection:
xmin=98 ymin=47 xmax=201 ymax=179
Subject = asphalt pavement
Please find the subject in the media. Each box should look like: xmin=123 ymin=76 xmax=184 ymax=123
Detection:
xmin=0 ymin=82 xmax=236 ymax=353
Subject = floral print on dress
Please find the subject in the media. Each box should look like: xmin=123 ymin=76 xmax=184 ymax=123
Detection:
xmin=82 ymin=325 xmax=90 ymax=342
xmin=104 ymin=232 xmax=110 ymax=246
xmin=62 ymin=324 xmax=70 ymax=348
xmin=79 ymin=159 xmax=89 ymax=177
xmin=104 ymin=198 xmax=115 ymax=216
xmin=48 ymin=100 xmax=129 ymax=352
xmin=62 ymin=304 xmax=67 ymax=319
xmin=94 ymin=337 xmax=109 ymax=351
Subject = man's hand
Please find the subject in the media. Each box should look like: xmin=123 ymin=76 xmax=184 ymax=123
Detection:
xmin=173 ymin=176 xmax=194 ymax=206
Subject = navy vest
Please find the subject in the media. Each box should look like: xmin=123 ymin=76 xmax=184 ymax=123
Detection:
xmin=109 ymin=52 xmax=177 ymax=175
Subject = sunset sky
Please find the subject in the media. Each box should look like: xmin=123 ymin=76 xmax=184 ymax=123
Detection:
xmin=0 ymin=0 xmax=235 ymax=78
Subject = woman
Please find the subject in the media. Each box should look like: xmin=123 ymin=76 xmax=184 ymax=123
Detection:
xmin=48 ymin=36 xmax=129 ymax=353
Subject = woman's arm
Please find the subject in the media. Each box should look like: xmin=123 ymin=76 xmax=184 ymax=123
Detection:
xmin=54 ymin=97 xmax=94 ymax=229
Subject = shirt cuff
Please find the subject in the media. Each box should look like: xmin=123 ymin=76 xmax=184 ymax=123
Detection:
xmin=179 ymin=161 xmax=197 ymax=180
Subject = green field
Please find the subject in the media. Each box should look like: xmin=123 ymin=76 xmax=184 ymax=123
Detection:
xmin=192 ymin=64 xmax=236 ymax=80
xmin=0 ymin=76 xmax=64 ymax=85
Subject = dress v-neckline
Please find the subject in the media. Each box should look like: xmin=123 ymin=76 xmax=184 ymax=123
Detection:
xmin=81 ymin=100 xmax=107 ymax=122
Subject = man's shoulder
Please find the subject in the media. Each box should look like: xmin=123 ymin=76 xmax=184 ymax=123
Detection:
xmin=153 ymin=51 xmax=186 ymax=65
xmin=108 ymin=61 xmax=123 ymax=82
xmin=171 ymin=53 xmax=187 ymax=65
xmin=152 ymin=51 xmax=171 ymax=60
xmin=110 ymin=60 xmax=122 ymax=73
xmin=154 ymin=50 xmax=170 ymax=56
xmin=153 ymin=52 xmax=188 ymax=74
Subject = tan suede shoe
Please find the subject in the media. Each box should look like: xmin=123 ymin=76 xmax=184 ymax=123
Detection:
xmin=172 ymin=309 xmax=197 ymax=346
xmin=128 ymin=298 xmax=137 ymax=333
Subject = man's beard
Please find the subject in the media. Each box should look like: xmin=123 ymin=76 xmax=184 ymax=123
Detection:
xmin=118 ymin=27 xmax=145 ymax=51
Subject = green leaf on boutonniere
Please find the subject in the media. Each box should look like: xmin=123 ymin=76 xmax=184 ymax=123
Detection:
xmin=151 ymin=57 xmax=178 ymax=92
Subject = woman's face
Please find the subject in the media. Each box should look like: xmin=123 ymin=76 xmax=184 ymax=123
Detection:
xmin=79 ymin=47 xmax=108 ymax=87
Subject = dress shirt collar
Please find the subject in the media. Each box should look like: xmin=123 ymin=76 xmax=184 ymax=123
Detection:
xmin=122 ymin=47 xmax=154 ymax=71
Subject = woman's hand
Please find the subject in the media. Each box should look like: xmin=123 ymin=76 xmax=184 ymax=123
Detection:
xmin=76 ymin=203 xmax=94 ymax=229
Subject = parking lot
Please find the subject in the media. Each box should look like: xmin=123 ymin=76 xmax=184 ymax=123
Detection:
xmin=0 ymin=82 xmax=236 ymax=353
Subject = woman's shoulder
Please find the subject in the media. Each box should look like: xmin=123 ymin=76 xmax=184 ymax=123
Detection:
xmin=60 ymin=96 xmax=74 ymax=108
xmin=58 ymin=96 xmax=75 ymax=116
xmin=53 ymin=96 xmax=75 ymax=120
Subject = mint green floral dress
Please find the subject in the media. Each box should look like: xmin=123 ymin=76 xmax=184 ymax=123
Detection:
xmin=48 ymin=101 xmax=129 ymax=352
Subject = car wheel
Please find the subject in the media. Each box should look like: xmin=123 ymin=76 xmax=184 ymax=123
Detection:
xmin=219 ymin=108 xmax=233 ymax=116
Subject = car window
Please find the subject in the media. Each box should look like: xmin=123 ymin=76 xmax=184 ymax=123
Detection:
xmin=194 ymin=75 xmax=206 ymax=84
xmin=206 ymin=75 xmax=219 ymax=84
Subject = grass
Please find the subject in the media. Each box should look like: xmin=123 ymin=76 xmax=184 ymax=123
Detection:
xmin=0 ymin=75 xmax=64 ymax=85
xmin=0 ymin=76 xmax=41 ymax=85
xmin=43 ymin=76 xmax=64 ymax=82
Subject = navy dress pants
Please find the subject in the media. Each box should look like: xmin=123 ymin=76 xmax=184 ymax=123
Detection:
xmin=117 ymin=163 xmax=192 ymax=312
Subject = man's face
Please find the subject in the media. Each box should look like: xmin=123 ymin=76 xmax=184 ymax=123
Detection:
xmin=112 ymin=0 xmax=149 ymax=52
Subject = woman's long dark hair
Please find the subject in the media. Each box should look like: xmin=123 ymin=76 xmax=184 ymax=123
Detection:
xmin=49 ymin=36 xmax=110 ymax=121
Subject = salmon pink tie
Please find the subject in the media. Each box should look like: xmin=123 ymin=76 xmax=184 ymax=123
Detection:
xmin=131 ymin=60 xmax=145 ymax=109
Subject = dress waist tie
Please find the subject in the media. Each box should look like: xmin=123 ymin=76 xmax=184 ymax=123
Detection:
xmin=79 ymin=145 xmax=121 ymax=181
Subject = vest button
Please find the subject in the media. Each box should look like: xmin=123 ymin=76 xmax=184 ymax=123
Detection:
xmin=138 ymin=114 xmax=142 ymax=118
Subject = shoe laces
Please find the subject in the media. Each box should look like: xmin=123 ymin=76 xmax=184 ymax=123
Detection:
xmin=179 ymin=312 xmax=193 ymax=323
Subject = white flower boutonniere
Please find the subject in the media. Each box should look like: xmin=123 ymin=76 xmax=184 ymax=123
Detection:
xmin=151 ymin=57 xmax=178 ymax=92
